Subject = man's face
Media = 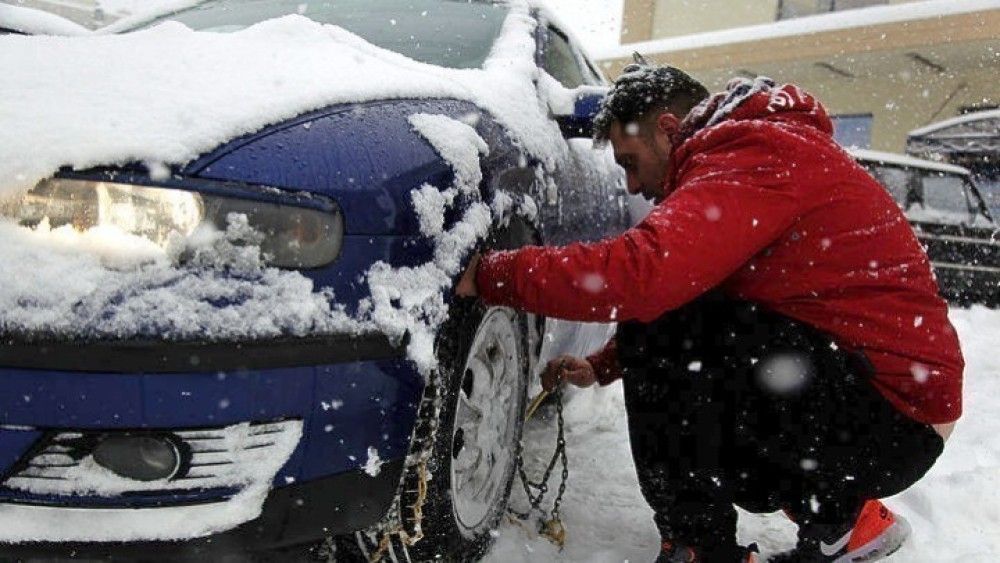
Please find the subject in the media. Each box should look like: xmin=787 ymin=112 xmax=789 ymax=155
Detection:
xmin=608 ymin=114 xmax=676 ymax=203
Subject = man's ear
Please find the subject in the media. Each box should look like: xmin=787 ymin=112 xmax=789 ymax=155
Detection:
xmin=655 ymin=112 xmax=680 ymax=136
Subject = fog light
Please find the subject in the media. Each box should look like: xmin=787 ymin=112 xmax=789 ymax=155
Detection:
xmin=92 ymin=435 xmax=182 ymax=481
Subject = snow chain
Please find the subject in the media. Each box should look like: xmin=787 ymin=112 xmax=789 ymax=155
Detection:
xmin=313 ymin=372 xmax=442 ymax=563
xmin=321 ymin=353 xmax=571 ymax=560
xmin=367 ymin=461 xmax=429 ymax=562
xmin=364 ymin=372 xmax=443 ymax=563
xmin=509 ymin=387 xmax=569 ymax=548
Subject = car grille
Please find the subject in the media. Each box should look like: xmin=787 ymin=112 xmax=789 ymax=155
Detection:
xmin=3 ymin=420 xmax=302 ymax=497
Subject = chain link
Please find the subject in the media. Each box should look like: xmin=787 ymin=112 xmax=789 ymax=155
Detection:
xmin=510 ymin=387 xmax=569 ymax=536
xmin=367 ymin=460 xmax=429 ymax=562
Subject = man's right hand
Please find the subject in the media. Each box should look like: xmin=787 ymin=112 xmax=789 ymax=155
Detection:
xmin=541 ymin=355 xmax=597 ymax=392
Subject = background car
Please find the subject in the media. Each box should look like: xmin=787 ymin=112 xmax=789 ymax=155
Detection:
xmin=0 ymin=1 xmax=623 ymax=561
xmin=851 ymin=148 xmax=1000 ymax=307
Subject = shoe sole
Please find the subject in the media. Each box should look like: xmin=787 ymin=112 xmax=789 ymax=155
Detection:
xmin=833 ymin=516 xmax=911 ymax=563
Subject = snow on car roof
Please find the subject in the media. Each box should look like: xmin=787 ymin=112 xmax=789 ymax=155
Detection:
xmin=908 ymin=109 xmax=1000 ymax=138
xmin=0 ymin=4 xmax=91 ymax=36
xmin=848 ymin=148 xmax=971 ymax=176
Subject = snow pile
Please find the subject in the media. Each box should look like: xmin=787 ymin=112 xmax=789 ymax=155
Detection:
xmin=885 ymin=306 xmax=1000 ymax=561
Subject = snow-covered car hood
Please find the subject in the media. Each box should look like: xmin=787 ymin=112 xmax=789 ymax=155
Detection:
xmin=0 ymin=4 xmax=565 ymax=375
xmin=0 ymin=3 xmax=566 ymax=199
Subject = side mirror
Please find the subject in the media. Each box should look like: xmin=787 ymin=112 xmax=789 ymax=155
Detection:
xmin=552 ymin=86 xmax=608 ymax=139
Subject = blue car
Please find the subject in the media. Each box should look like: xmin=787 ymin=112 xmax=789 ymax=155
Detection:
xmin=0 ymin=1 xmax=625 ymax=560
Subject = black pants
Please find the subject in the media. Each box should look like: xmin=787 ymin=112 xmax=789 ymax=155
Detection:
xmin=616 ymin=292 xmax=944 ymax=559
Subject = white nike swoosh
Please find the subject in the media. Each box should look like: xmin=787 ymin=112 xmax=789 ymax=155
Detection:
xmin=819 ymin=531 xmax=852 ymax=557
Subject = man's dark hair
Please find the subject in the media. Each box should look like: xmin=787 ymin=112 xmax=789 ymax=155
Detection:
xmin=593 ymin=59 xmax=709 ymax=142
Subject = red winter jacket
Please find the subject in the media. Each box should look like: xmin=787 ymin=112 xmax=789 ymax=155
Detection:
xmin=477 ymin=81 xmax=964 ymax=425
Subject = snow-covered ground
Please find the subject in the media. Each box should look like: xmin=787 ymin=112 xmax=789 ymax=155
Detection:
xmin=487 ymin=306 xmax=1000 ymax=562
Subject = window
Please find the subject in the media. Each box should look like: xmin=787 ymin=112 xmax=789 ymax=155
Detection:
xmin=778 ymin=0 xmax=888 ymax=20
xmin=868 ymin=165 xmax=912 ymax=207
xmin=831 ymin=114 xmax=873 ymax=149
xmin=865 ymin=163 xmax=979 ymax=225
xmin=135 ymin=0 xmax=509 ymax=69
xmin=542 ymin=26 xmax=587 ymax=89
xmin=921 ymin=173 xmax=973 ymax=217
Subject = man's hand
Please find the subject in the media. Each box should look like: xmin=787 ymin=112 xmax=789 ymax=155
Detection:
xmin=541 ymin=355 xmax=596 ymax=392
xmin=455 ymin=253 xmax=481 ymax=297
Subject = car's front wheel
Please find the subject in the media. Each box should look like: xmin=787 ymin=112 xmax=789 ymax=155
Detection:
xmin=338 ymin=300 xmax=530 ymax=562
xmin=412 ymin=301 xmax=529 ymax=560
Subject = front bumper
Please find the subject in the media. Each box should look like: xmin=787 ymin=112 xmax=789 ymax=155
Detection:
xmin=0 ymin=332 xmax=406 ymax=373
xmin=0 ymin=333 xmax=423 ymax=551
xmin=933 ymin=261 xmax=1000 ymax=306
xmin=0 ymin=459 xmax=404 ymax=560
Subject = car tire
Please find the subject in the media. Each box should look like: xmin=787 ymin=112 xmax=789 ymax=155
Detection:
xmin=330 ymin=215 xmax=539 ymax=563
xmin=334 ymin=299 xmax=530 ymax=563
xmin=409 ymin=298 xmax=530 ymax=561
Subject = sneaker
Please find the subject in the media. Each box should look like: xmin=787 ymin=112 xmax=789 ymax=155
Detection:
xmin=657 ymin=540 xmax=759 ymax=562
xmin=657 ymin=540 xmax=698 ymax=563
xmin=771 ymin=500 xmax=910 ymax=562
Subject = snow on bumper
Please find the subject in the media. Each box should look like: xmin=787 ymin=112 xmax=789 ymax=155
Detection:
xmin=0 ymin=421 xmax=303 ymax=543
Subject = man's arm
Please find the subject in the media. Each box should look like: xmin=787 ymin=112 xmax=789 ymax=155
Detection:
xmin=586 ymin=338 xmax=623 ymax=386
xmin=475 ymin=127 xmax=803 ymax=323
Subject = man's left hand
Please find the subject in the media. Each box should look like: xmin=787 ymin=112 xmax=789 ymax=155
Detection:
xmin=455 ymin=253 xmax=481 ymax=297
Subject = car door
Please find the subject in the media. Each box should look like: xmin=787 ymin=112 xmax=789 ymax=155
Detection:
xmin=535 ymin=22 xmax=628 ymax=246
xmin=528 ymin=20 xmax=628 ymax=361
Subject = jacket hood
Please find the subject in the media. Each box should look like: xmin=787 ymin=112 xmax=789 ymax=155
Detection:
xmin=677 ymin=77 xmax=834 ymax=144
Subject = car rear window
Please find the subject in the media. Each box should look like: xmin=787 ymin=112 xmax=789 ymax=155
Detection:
xmin=864 ymin=162 xmax=976 ymax=224
xmin=137 ymin=0 xmax=508 ymax=69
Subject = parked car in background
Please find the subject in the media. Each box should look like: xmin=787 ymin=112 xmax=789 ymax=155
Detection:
xmin=0 ymin=1 xmax=620 ymax=561
xmin=851 ymin=149 xmax=1000 ymax=307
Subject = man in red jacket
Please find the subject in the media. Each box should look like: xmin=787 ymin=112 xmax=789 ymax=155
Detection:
xmin=456 ymin=64 xmax=961 ymax=562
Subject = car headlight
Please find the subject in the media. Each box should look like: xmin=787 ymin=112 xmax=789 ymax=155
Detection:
xmin=3 ymin=178 xmax=343 ymax=268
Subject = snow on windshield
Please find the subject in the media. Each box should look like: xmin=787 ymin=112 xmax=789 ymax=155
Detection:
xmin=0 ymin=3 xmax=568 ymax=373
xmin=0 ymin=5 xmax=90 ymax=36
xmin=111 ymin=0 xmax=510 ymax=70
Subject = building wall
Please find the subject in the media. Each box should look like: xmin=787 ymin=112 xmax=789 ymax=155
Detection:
xmin=621 ymin=0 xmax=658 ymax=44
xmin=795 ymin=65 xmax=997 ymax=152
xmin=650 ymin=0 xmax=778 ymax=39
xmin=685 ymin=62 xmax=997 ymax=153
xmin=630 ymin=0 xmax=928 ymax=41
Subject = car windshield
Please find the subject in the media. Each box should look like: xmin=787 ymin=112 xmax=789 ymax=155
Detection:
xmin=137 ymin=0 xmax=509 ymax=69
xmin=866 ymin=163 xmax=981 ymax=225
